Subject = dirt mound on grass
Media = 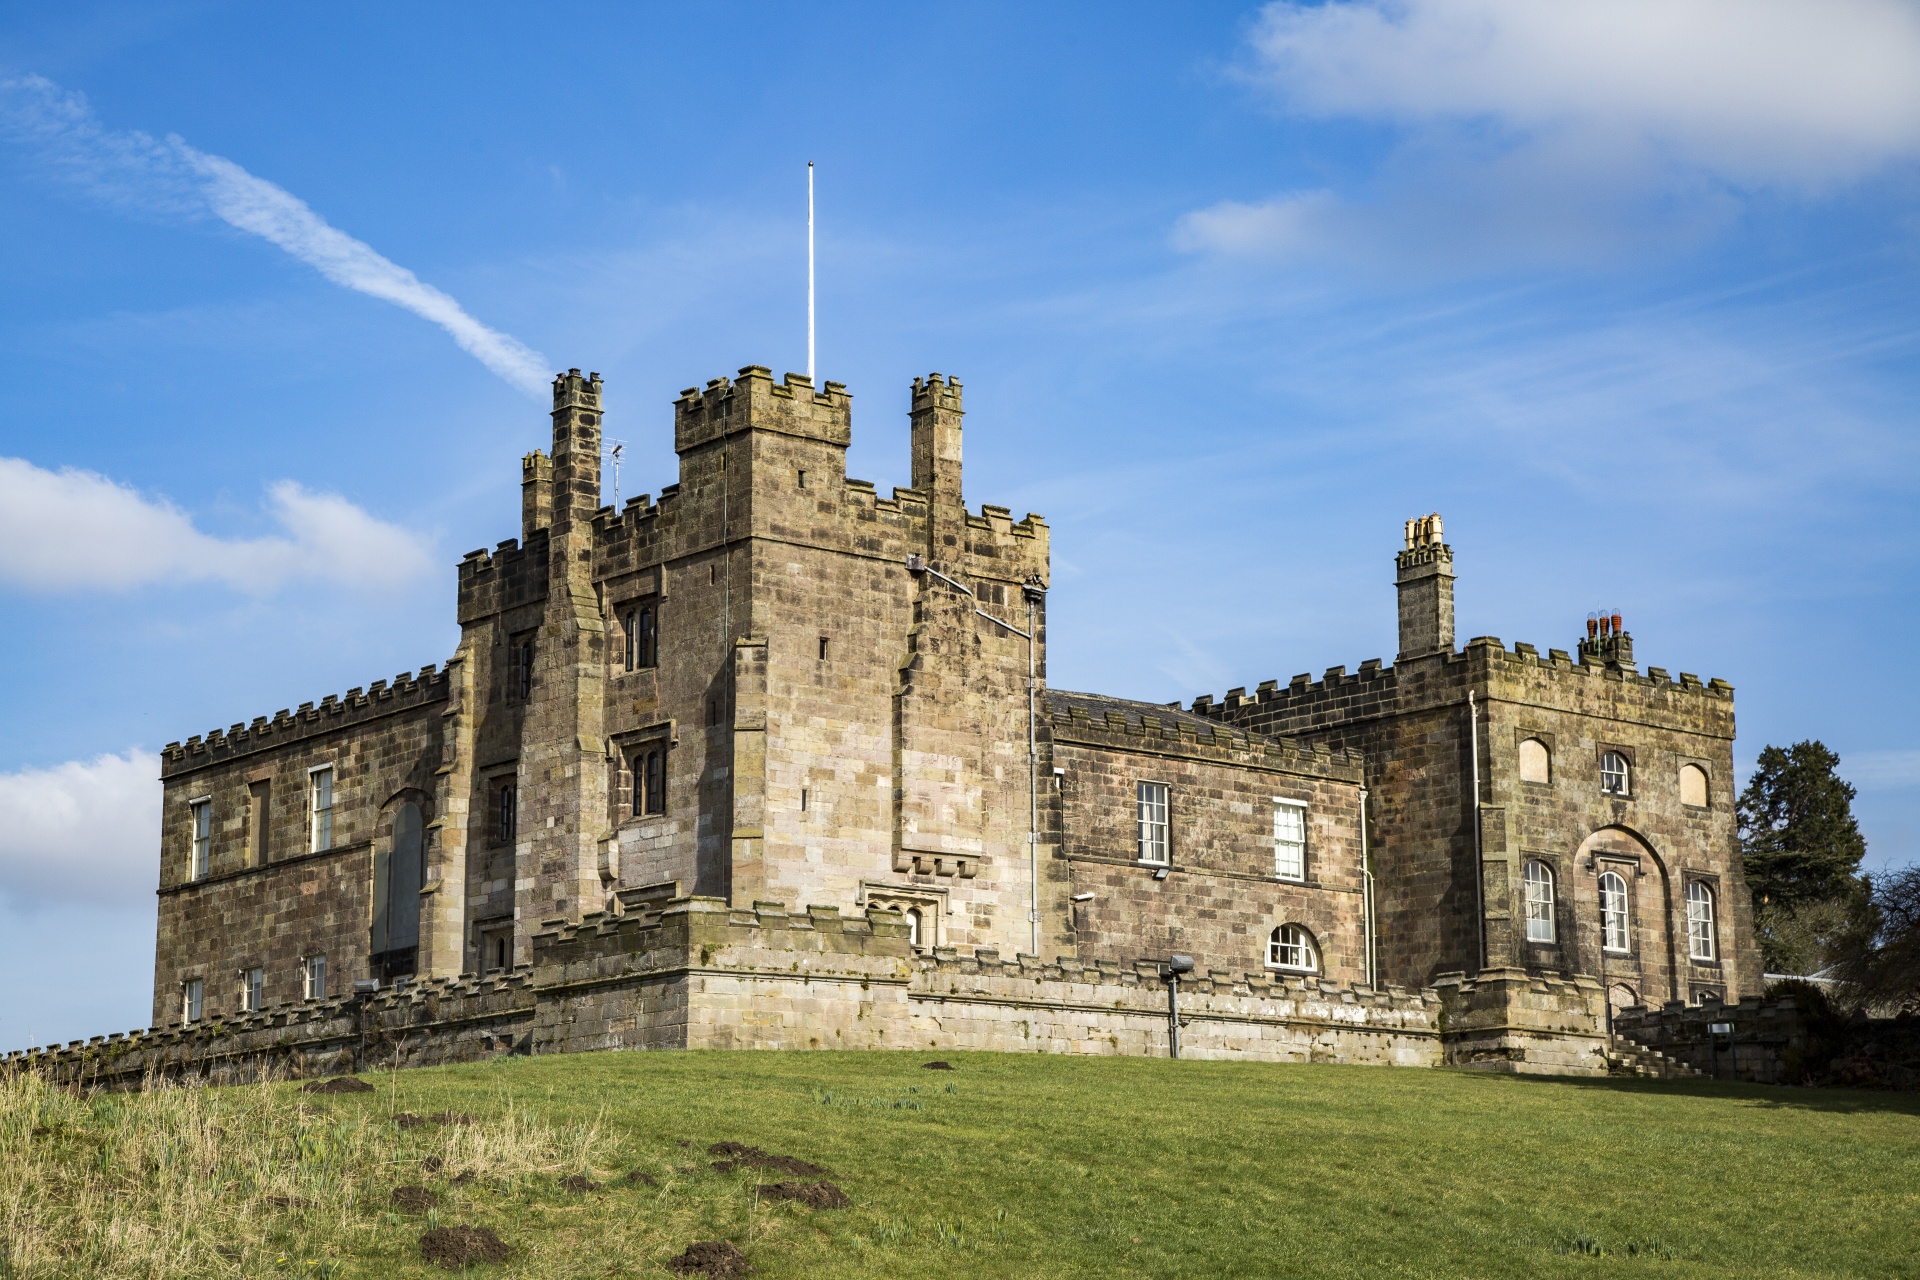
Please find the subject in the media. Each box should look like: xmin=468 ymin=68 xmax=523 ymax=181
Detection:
xmin=626 ymin=1170 xmax=659 ymax=1187
xmin=391 ymin=1185 xmax=439 ymax=1213
xmin=922 ymin=1060 xmax=954 ymax=1070
xmin=419 ymin=1225 xmax=508 ymax=1269
xmin=706 ymin=1142 xmax=831 ymax=1178
xmin=559 ymin=1174 xmax=601 ymax=1193
xmin=665 ymin=1240 xmax=750 ymax=1277
xmin=431 ymin=1111 xmax=474 ymax=1125
xmin=393 ymin=1112 xmax=430 ymax=1129
xmin=301 ymin=1077 xmax=374 ymax=1094
xmin=758 ymin=1180 xmax=849 ymax=1209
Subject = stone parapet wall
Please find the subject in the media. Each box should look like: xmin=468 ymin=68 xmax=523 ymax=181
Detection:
xmin=1432 ymin=966 xmax=1610 ymax=1076
xmin=1613 ymin=994 xmax=1812 ymax=1085
xmin=16 ymin=900 xmax=1613 ymax=1090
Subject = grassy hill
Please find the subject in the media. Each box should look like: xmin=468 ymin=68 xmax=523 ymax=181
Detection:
xmin=3 ymin=1050 xmax=1916 ymax=1278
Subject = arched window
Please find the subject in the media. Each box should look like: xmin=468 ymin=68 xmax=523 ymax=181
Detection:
xmin=1600 ymin=751 xmax=1631 ymax=797
xmin=905 ymin=908 xmax=923 ymax=949
xmin=1679 ymin=763 xmax=1708 ymax=808
xmin=1519 ymin=738 xmax=1551 ymax=785
xmin=1599 ymin=871 xmax=1630 ymax=952
xmin=1266 ymin=924 xmax=1318 ymax=973
xmin=1686 ymin=881 xmax=1716 ymax=961
xmin=1523 ymin=860 xmax=1556 ymax=943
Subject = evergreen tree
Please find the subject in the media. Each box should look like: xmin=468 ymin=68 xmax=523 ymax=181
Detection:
xmin=1737 ymin=741 xmax=1867 ymax=910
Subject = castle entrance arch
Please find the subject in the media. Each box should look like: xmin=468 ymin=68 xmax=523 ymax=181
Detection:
xmin=1571 ymin=826 xmax=1677 ymax=1006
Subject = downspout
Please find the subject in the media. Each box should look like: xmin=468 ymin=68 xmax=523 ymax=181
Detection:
xmin=1360 ymin=785 xmax=1375 ymax=989
xmin=1468 ymin=689 xmax=1485 ymax=972
xmin=1027 ymin=589 xmax=1039 ymax=959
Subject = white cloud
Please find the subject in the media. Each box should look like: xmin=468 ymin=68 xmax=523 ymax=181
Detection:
xmin=0 ymin=457 xmax=435 ymax=593
xmin=1184 ymin=0 xmax=1920 ymax=265
xmin=0 ymin=75 xmax=550 ymax=396
xmin=0 ymin=751 xmax=158 ymax=907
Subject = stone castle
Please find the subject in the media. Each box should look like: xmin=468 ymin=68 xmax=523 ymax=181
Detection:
xmin=40 ymin=363 xmax=1761 ymax=1082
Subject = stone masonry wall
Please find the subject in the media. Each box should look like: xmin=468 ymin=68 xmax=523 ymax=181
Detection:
xmin=154 ymin=668 xmax=451 ymax=1026
xmin=1047 ymin=690 xmax=1370 ymax=986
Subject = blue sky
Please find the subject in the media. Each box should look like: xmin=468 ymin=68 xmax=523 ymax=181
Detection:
xmin=1 ymin=1 xmax=1916 ymax=1051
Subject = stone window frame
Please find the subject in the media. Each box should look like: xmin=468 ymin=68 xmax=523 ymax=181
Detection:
xmin=1598 ymin=746 xmax=1634 ymax=798
xmin=1265 ymin=923 xmax=1319 ymax=973
xmin=240 ymin=965 xmax=264 ymax=1013
xmin=1135 ymin=779 xmax=1171 ymax=866
xmin=473 ymin=917 xmax=515 ymax=973
xmin=486 ymin=771 xmax=518 ymax=848
xmin=1522 ymin=858 xmax=1557 ymax=943
xmin=188 ymin=794 xmax=213 ymax=881
xmin=1597 ymin=865 xmax=1633 ymax=953
xmin=1678 ymin=759 xmax=1712 ymax=811
xmin=866 ymin=891 xmax=944 ymax=951
xmin=508 ymin=630 xmax=537 ymax=704
xmin=302 ymin=953 xmax=328 ymax=1002
xmin=1271 ymin=797 xmax=1308 ymax=882
xmin=180 ymin=976 xmax=204 ymax=1024
xmin=245 ymin=775 xmax=272 ymax=867
xmin=1685 ymin=876 xmax=1720 ymax=964
xmin=610 ymin=723 xmax=675 ymax=827
xmin=1516 ymin=730 xmax=1554 ymax=787
xmin=306 ymin=763 xmax=336 ymax=854
xmin=618 ymin=596 xmax=659 ymax=672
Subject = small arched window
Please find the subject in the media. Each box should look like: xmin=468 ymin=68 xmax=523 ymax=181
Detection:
xmin=624 ymin=604 xmax=658 ymax=671
xmin=1679 ymin=763 xmax=1708 ymax=808
xmin=905 ymin=908 xmax=923 ymax=949
xmin=1519 ymin=738 xmax=1551 ymax=785
xmin=1600 ymin=751 xmax=1631 ymax=797
xmin=1599 ymin=871 xmax=1630 ymax=952
xmin=1523 ymin=860 xmax=1556 ymax=943
xmin=1686 ymin=881 xmax=1716 ymax=961
xmin=1266 ymin=924 xmax=1318 ymax=973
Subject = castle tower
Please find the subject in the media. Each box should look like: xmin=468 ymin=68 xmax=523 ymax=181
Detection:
xmin=517 ymin=369 xmax=609 ymax=930
xmin=1396 ymin=513 xmax=1455 ymax=661
xmin=910 ymin=374 xmax=964 ymax=562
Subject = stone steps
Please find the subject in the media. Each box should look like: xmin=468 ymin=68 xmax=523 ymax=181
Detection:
xmin=1607 ymin=1034 xmax=1703 ymax=1080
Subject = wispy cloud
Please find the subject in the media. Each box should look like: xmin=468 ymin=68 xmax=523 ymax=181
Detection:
xmin=0 ymin=74 xmax=549 ymax=395
xmin=1180 ymin=0 xmax=1920 ymax=269
xmin=0 ymin=750 xmax=158 ymax=907
xmin=0 ymin=457 xmax=435 ymax=593
xmin=1847 ymin=749 xmax=1920 ymax=792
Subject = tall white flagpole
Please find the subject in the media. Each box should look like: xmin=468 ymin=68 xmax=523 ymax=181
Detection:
xmin=807 ymin=162 xmax=815 ymax=383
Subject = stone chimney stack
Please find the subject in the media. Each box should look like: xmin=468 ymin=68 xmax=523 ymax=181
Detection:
xmin=1396 ymin=513 xmax=1455 ymax=661
xmin=910 ymin=373 xmax=964 ymax=558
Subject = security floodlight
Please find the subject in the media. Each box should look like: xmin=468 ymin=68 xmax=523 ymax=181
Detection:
xmin=1152 ymin=866 xmax=1169 ymax=881
xmin=1071 ymin=892 xmax=1095 ymax=903
xmin=1168 ymin=954 xmax=1195 ymax=975
xmin=1709 ymin=1022 xmax=1732 ymax=1035
xmin=352 ymin=979 xmax=379 ymax=995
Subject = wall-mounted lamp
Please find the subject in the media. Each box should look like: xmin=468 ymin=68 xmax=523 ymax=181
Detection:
xmin=1152 ymin=866 xmax=1169 ymax=881
xmin=1071 ymin=892 xmax=1095 ymax=903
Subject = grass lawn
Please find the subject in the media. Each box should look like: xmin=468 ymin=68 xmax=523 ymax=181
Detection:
xmin=4 ymin=1051 xmax=1917 ymax=1278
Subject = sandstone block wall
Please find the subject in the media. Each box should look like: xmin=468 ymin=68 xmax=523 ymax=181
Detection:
xmin=153 ymin=668 xmax=451 ymax=1026
xmin=1432 ymin=967 xmax=1611 ymax=1076
xmin=1047 ymin=690 xmax=1370 ymax=985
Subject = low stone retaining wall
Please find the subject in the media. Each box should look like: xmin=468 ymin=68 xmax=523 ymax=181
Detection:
xmin=7 ymin=898 xmax=1618 ymax=1089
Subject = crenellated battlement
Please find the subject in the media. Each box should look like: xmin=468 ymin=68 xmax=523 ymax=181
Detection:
xmin=1046 ymin=689 xmax=1361 ymax=777
xmin=672 ymin=365 xmax=852 ymax=455
xmin=161 ymin=664 xmax=452 ymax=778
xmin=1186 ymin=634 xmax=1732 ymax=726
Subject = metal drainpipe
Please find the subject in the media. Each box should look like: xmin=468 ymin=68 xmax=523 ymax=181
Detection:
xmin=1168 ymin=973 xmax=1182 ymax=1059
xmin=1360 ymin=786 xmax=1375 ymax=989
xmin=1468 ymin=689 xmax=1485 ymax=972
xmin=1027 ymin=590 xmax=1039 ymax=959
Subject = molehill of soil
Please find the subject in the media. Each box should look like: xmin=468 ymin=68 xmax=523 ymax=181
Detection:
xmin=758 ymin=1180 xmax=850 ymax=1209
xmin=923 ymin=1061 xmax=954 ymax=1070
xmin=301 ymin=1077 xmax=374 ymax=1094
xmin=665 ymin=1240 xmax=750 ymax=1277
xmin=707 ymin=1142 xmax=832 ymax=1178
xmin=625 ymin=1170 xmax=660 ymax=1187
xmin=559 ymin=1175 xmax=601 ymax=1193
xmin=391 ymin=1185 xmax=439 ymax=1213
xmin=419 ymin=1225 xmax=509 ymax=1270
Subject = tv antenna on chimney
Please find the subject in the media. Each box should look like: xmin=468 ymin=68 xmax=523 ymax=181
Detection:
xmin=807 ymin=161 xmax=815 ymax=383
